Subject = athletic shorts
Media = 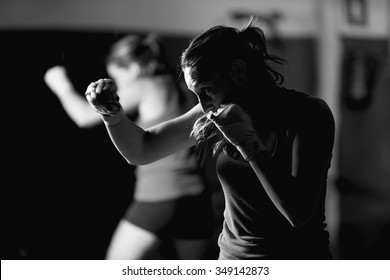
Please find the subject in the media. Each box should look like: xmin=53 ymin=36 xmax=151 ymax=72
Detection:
xmin=123 ymin=190 xmax=215 ymax=239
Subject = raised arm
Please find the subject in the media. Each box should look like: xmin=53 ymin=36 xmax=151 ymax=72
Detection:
xmin=85 ymin=78 xmax=201 ymax=165
xmin=44 ymin=66 xmax=102 ymax=128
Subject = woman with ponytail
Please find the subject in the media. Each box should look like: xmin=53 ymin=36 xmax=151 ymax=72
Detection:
xmin=85 ymin=17 xmax=335 ymax=259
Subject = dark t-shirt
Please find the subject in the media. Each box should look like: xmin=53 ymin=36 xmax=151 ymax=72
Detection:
xmin=216 ymin=88 xmax=334 ymax=259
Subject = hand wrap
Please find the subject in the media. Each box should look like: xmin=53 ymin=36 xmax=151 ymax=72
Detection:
xmin=85 ymin=78 xmax=121 ymax=116
xmin=208 ymin=104 xmax=265 ymax=161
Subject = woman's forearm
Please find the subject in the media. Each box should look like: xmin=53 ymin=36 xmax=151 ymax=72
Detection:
xmin=101 ymin=104 xmax=200 ymax=165
xmin=45 ymin=65 xmax=102 ymax=128
xmin=101 ymin=109 xmax=153 ymax=165
xmin=57 ymin=90 xmax=102 ymax=128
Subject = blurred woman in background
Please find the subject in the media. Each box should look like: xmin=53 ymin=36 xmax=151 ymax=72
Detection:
xmin=44 ymin=34 xmax=215 ymax=259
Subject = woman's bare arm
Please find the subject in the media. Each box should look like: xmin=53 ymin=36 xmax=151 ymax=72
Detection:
xmin=101 ymin=103 xmax=202 ymax=165
xmin=44 ymin=66 xmax=103 ymax=128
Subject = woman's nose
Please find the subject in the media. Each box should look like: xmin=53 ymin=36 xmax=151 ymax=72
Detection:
xmin=199 ymin=100 xmax=217 ymax=114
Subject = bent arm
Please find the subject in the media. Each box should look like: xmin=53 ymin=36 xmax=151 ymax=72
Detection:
xmin=101 ymin=103 xmax=202 ymax=165
xmin=44 ymin=66 xmax=103 ymax=128
xmin=249 ymin=99 xmax=335 ymax=227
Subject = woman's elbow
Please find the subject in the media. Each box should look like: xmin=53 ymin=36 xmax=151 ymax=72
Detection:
xmin=286 ymin=210 xmax=315 ymax=228
xmin=72 ymin=117 xmax=101 ymax=129
xmin=76 ymin=122 xmax=96 ymax=129
xmin=288 ymin=217 xmax=310 ymax=228
xmin=118 ymin=149 xmax=154 ymax=166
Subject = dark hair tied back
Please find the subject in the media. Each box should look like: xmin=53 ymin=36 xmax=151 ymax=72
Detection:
xmin=238 ymin=17 xmax=285 ymax=84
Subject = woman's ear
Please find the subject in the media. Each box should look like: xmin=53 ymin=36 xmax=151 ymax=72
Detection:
xmin=126 ymin=62 xmax=142 ymax=78
xmin=230 ymin=59 xmax=246 ymax=85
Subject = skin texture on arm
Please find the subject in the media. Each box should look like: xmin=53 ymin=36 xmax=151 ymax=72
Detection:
xmin=101 ymin=102 xmax=202 ymax=165
xmin=247 ymin=97 xmax=335 ymax=227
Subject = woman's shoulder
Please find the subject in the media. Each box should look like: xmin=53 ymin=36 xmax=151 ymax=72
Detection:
xmin=279 ymin=87 xmax=330 ymax=111
xmin=278 ymin=87 xmax=334 ymax=127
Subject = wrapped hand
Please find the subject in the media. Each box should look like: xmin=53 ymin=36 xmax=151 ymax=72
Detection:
xmin=85 ymin=78 xmax=121 ymax=116
xmin=208 ymin=104 xmax=265 ymax=161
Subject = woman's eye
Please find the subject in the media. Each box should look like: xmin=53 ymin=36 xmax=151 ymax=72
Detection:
xmin=202 ymin=87 xmax=214 ymax=97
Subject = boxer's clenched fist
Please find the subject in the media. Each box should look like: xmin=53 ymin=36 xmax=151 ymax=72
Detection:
xmin=85 ymin=78 xmax=121 ymax=116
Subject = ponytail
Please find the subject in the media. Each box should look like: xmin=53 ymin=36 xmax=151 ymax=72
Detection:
xmin=238 ymin=16 xmax=285 ymax=84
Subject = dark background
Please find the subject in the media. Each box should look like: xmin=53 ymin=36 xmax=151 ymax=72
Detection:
xmin=1 ymin=30 xmax=138 ymax=259
xmin=2 ymin=29 xmax=389 ymax=260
